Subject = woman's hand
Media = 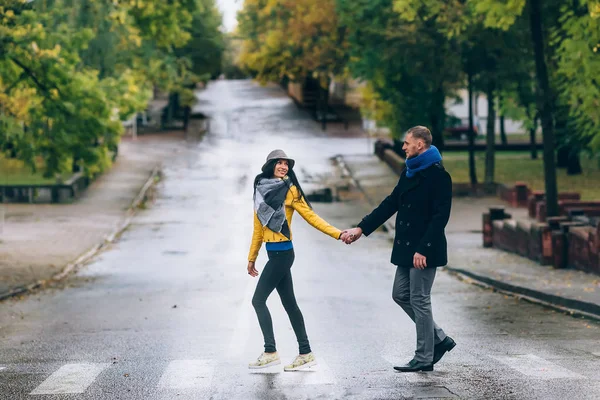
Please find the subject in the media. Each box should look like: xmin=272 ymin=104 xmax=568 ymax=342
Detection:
xmin=341 ymin=227 xmax=362 ymax=244
xmin=247 ymin=261 xmax=259 ymax=277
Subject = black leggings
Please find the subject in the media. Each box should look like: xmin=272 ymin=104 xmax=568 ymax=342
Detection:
xmin=251 ymin=249 xmax=311 ymax=354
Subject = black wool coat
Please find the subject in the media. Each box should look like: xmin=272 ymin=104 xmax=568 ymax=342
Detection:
xmin=357 ymin=163 xmax=452 ymax=268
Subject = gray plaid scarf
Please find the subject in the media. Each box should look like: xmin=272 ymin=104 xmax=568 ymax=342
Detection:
xmin=254 ymin=177 xmax=292 ymax=239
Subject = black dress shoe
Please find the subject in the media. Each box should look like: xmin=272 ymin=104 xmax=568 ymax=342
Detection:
xmin=393 ymin=359 xmax=433 ymax=372
xmin=433 ymin=336 xmax=456 ymax=364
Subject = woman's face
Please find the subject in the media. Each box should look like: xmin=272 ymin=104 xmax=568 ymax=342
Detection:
xmin=273 ymin=159 xmax=289 ymax=178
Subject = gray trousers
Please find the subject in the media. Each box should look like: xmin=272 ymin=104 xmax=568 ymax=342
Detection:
xmin=392 ymin=266 xmax=446 ymax=363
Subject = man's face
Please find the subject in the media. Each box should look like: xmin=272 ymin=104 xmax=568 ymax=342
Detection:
xmin=402 ymin=133 xmax=425 ymax=159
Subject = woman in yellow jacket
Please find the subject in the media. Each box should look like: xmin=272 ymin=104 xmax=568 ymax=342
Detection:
xmin=247 ymin=149 xmax=343 ymax=371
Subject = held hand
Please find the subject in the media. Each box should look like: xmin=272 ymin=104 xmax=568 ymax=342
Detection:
xmin=247 ymin=261 xmax=259 ymax=277
xmin=340 ymin=230 xmax=350 ymax=242
xmin=413 ymin=252 xmax=427 ymax=270
xmin=341 ymin=227 xmax=363 ymax=244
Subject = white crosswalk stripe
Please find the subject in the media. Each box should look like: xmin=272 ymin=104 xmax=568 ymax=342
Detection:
xmin=6 ymin=351 xmax=590 ymax=396
xmin=29 ymin=363 xmax=110 ymax=395
xmin=157 ymin=360 xmax=215 ymax=390
xmin=490 ymin=354 xmax=585 ymax=380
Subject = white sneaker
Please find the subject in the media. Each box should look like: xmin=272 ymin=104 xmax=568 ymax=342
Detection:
xmin=284 ymin=353 xmax=317 ymax=371
xmin=248 ymin=352 xmax=280 ymax=369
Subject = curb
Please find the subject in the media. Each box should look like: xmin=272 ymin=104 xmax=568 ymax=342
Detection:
xmin=334 ymin=154 xmax=600 ymax=321
xmin=445 ymin=266 xmax=600 ymax=321
xmin=0 ymin=165 xmax=162 ymax=302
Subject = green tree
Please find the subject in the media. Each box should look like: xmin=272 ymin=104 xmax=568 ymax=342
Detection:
xmin=222 ymin=33 xmax=247 ymax=79
xmin=337 ymin=0 xmax=462 ymax=149
xmin=238 ymin=0 xmax=347 ymax=83
xmin=395 ymin=0 xmax=575 ymax=214
xmin=0 ymin=1 xmax=122 ymax=176
xmin=553 ymin=1 xmax=600 ymax=171
xmin=0 ymin=0 xmax=224 ymax=178
xmin=473 ymin=0 xmax=560 ymax=216
xmin=178 ymin=0 xmax=225 ymax=81
xmin=391 ymin=0 xmax=488 ymax=184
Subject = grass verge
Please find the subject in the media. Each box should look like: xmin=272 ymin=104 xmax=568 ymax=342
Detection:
xmin=0 ymin=155 xmax=70 ymax=185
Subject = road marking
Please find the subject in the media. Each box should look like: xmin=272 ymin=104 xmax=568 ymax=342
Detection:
xmin=593 ymin=352 xmax=600 ymax=357
xmin=491 ymin=354 xmax=585 ymax=380
xmin=249 ymin=357 xmax=335 ymax=385
xmin=0 ymin=366 xmax=5 ymax=372
xmin=29 ymin=363 xmax=110 ymax=395
xmin=158 ymin=360 xmax=215 ymax=390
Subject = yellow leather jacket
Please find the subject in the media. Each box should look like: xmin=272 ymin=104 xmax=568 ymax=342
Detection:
xmin=248 ymin=185 xmax=342 ymax=262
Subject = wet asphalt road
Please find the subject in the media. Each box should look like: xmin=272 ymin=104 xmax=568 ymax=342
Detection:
xmin=1 ymin=80 xmax=599 ymax=400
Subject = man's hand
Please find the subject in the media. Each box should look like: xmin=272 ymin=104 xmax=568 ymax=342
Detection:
xmin=341 ymin=227 xmax=363 ymax=244
xmin=247 ymin=261 xmax=259 ymax=277
xmin=340 ymin=230 xmax=351 ymax=242
xmin=413 ymin=252 xmax=427 ymax=270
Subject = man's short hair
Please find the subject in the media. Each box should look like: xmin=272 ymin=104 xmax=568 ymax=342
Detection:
xmin=406 ymin=126 xmax=432 ymax=147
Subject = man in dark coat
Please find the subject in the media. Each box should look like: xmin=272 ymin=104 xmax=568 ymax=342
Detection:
xmin=342 ymin=126 xmax=456 ymax=372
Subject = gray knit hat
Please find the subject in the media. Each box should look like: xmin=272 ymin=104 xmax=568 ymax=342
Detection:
xmin=261 ymin=149 xmax=295 ymax=172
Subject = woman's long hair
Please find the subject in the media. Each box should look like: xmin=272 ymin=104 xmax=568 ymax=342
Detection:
xmin=253 ymin=159 xmax=312 ymax=209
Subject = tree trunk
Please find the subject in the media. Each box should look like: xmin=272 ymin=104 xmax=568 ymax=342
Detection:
xmin=183 ymin=106 xmax=191 ymax=132
xmin=499 ymin=93 xmax=507 ymax=145
xmin=485 ymin=82 xmax=496 ymax=185
xmin=429 ymin=86 xmax=446 ymax=152
xmin=165 ymin=93 xmax=177 ymax=128
xmin=468 ymin=71 xmax=478 ymax=186
xmin=324 ymin=86 xmax=330 ymax=129
xmin=500 ymin=115 xmax=507 ymax=145
xmin=555 ymin=110 xmax=569 ymax=168
xmin=567 ymin=147 xmax=582 ymax=175
xmin=172 ymin=93 xmax=181 ymax=119
xmin=530 ymin=0 xmax=558 ymax=218
xmin=321 ymin=88 xmax=327 ymax=131
xmin=557 ymin=146 xmax=569 ymax=168
xmin=530 ymin=117 xmax=538 ymax=159
xmin=319 ymin=74 xmax=330 ymax=131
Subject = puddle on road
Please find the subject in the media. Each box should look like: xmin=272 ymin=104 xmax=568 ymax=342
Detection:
xmin=4 ymin=212 xmax=35 ymax=222
xmin=185 ymin=176 xmax=219 ymax=181
xmin=130 ymin=221 xmax=186 ymax=226
xmin=162 ymin=250 xmax=188 ymax=256
xmin=358 ymin=385 xmax=459 ymax=400
xmin=404 ymin=385 xmax=458 ymax=399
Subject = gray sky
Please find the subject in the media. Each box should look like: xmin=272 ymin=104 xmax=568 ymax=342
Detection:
xmin=217 ymin=0 xmax=242 ymax=32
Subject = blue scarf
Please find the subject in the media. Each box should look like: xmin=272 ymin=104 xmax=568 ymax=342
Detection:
xmin=405 ymin=145 xmax=442 ymax=178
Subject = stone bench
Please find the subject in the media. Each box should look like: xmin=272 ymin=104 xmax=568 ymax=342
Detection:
xmin=568 ymin=226 xmax=597 ymax=273
xmin=534 ymin=199 xmax=600 ymax=222
xmin=497 ymin=182 xmax=530 ymax=207
xmin=529 ymin=192 xmax=581 ymax=220
xmin=0 ymin=172 xmax=88 ymax=204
